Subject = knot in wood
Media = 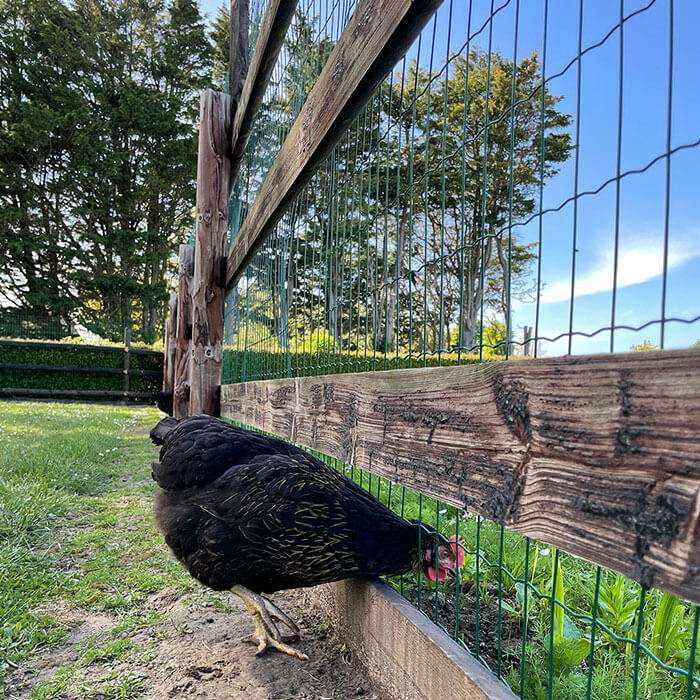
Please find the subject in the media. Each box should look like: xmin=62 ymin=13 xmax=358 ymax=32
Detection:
xmin=493 ymin=374 xmax=531 ymax=444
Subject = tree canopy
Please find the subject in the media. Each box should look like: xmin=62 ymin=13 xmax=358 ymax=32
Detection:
xmin=0 ymin=0 xmax=213 ymax=341
xmin=236 ymin=43 xmax=573 ymax=360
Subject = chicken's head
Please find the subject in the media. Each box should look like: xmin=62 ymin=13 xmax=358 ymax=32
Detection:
xmin=423 ymin=534 xmax=465 ymax=583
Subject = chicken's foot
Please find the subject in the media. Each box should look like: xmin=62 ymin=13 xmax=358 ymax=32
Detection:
xmin=231 ymin=585 xmax=308 ymax=660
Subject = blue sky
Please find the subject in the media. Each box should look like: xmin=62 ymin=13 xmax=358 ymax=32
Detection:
xmin=201 ymin=0 xmax=699 ymax=356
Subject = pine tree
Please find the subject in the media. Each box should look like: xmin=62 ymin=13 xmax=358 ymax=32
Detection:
xmin=0 ymin=0 xmax=214 ymax=342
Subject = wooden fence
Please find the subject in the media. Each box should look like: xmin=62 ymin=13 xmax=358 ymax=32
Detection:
xmin=0 ymin=338 xmax=162 ymax=403
xmin=161 ymin=0 xmax=700 ymax=695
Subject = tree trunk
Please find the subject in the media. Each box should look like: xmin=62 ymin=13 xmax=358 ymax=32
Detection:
xmin=374 ymin=206 xmax=409 ymax=352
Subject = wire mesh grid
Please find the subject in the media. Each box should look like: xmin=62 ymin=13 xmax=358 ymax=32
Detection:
xmin=229 ymin=0 xmax=359 ymax=243
xmin=0 ymin=310 xmax=74 ymax=341
xmin=222 ymin=1 xmax=700 ymax=697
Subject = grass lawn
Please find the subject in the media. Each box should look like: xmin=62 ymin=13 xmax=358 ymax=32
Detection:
xmin=0 ymin=401 xmax=196 ymax=698
xmin=0 ymin=401 xmax=377 ymax=700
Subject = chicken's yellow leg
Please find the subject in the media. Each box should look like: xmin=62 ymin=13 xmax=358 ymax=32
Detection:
xmin=231 ymin=585 xmax=308 ymax=660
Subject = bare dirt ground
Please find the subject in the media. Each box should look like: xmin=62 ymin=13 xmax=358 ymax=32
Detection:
xmin=7 ymin=586 xmax=382 ymax=699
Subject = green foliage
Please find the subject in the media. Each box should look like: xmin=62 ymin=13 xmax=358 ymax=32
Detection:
xmin=651 ymin=593 xmax=686 ymax=664
xmin=232 ymin=46 xmax=572 ymax=360
xmin=540 ymin=549 xmax=591 ymax=674
xmin=0 ymin=0 xmax=213 ymax=342
xmin=210 ymin=4 xmax=235 ymax=88
xmin=550 ymin=550 xmax=565 ymax=642
xmin=597 ymin=573 xmax=641 ymax=646
xmin=631 ymin=340 xmax=660 ymax=352
xmin=321 ymin=456 xmax=699 ymax=700
xmin=223 ymin=346 xmax=495 ymax=383
xmin=291 ymin=329 xmax=337 ymax=354
xmin=0 ymin=342 xmax=162 ymax=392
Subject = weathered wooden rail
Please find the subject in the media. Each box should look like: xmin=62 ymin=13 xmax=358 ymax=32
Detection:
xmin=220 ymin=349 xmax=700 ymax=604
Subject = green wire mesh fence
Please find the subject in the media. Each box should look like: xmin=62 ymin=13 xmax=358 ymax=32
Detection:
xmin=222 ymin=0 xmax=700 ymax=697
xmin=324 ymin=456 xmax=700 ymax=700
xmin=229 ymin=0 xmax=358 ymax=245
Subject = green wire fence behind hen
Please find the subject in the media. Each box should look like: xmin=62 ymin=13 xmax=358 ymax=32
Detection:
xmin=223 ymin=1 xmax=700 ymax=697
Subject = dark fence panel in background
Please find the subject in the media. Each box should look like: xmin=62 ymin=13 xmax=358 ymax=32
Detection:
xmin=0 ymin=340 xmax=163 ymax=403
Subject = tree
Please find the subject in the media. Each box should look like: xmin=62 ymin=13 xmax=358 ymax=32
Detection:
xmin=0 ymin=0 xmax=212 ymax=342
xmin=210 ymin=4 xmax=230 ymax=88
xmin=0 ymin=0 xmax=87 ymax=330
xmin=376 ymin=50 xmax=572 ymax=354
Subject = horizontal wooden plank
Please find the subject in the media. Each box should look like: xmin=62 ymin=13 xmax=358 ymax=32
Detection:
xmin=229 ymin=0 xmax=299 ymax=184
xmin=0 ymin=388 xmax=155 ymax=401
xmin=310 ymin=580 xmax=516 ymax=700
xmin=0 ymin=339 xmax=162 ymax=356
xmin=225 ymin=0 xmax=443 ymax=287
xmin=0 ymin=362 xmax=161 ymax=377
xmin=221 ymin=348 xmax=700 ymax=603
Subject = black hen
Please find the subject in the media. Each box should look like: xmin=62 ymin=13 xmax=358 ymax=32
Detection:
xmin=151 ymin=415 xmax=459 ymax=658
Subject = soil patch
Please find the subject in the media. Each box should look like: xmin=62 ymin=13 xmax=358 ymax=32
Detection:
xmin=7 ymin=588 xmax=382 ymax=699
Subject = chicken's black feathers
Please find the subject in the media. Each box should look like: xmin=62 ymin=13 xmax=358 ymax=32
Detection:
xmin=153 ymin=415 xmax=420 ymax=594
xmin=154 ymin=390 xmax=173 ymax=416
xmin=149 ymin=416 xmax=179 ymax=446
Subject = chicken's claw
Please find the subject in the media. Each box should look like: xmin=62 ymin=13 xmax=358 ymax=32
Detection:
xmin=232 ymin=585 xmax=308 ymax=660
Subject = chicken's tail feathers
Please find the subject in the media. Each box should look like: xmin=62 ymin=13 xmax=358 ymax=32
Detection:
xmin=150 ymin=416 xmax=180 ymax=445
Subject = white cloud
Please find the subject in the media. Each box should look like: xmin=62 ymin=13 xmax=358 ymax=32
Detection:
xmin=540 ymin=235 xmax=700 ymax=304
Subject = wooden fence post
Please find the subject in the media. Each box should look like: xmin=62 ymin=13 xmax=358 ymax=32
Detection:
xmin=163 ymin=291 xmax=177 ymax=396
xmin=173 ymin=244 xmax=194 ymax=418
xmin=190 ymin=89 xmax=232 ymax=416
xmin=122 ymin=323 xmax=132 ymax=398
xmin=162 ymin=311 xmax=171 ymax=394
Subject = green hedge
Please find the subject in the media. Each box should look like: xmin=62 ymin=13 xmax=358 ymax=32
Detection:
xmin=0 ymin=341 xmax=162 ymax=394
xmin=222 ymin=348 xmax=493 ymax=383
xmin=0 ymin=343 xmax=161 ymax=371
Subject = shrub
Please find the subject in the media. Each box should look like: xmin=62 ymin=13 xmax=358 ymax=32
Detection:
xmin=0 ymin=341 xmax=162 ymax=394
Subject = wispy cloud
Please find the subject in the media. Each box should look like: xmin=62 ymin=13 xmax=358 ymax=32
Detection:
xmin=540 ymin=235 xmax=700 ymax=304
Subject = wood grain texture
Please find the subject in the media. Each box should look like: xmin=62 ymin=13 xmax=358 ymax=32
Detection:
xmin=225 ymin=0 xmax=443 ymax=287
xmin=311 ymin=580 xmax=516 ymax=700
xmin=174 ymin=244 xmax=194 ymax=419
xmin=221 ymin=349 xmax=700 ymax=603
xmin=190 ymin=90 xmax=232 ymax=417
xmin=228 ymin=0 xmax=298 ymax=185
xmin=162 ymin=291 xmax=177 ymax=395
